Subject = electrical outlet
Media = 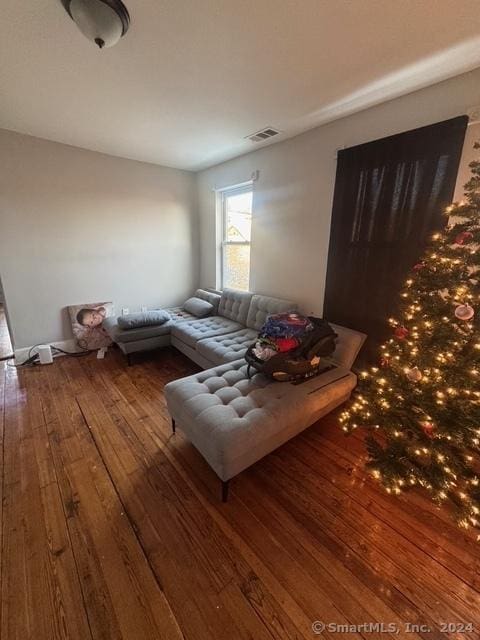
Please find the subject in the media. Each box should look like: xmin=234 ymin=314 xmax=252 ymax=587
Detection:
xmin=141 ymin=305 xmax=147 ymax=312
xmin=122 ymin=307 xmax=129 ymax=315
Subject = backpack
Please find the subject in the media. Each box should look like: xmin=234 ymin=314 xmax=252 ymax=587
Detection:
xmin=245 ymin=316 xmax=337 ymax=381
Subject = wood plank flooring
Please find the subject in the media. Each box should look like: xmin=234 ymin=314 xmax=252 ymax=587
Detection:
xmin=1 ymin=347 xmax=480 ymax=639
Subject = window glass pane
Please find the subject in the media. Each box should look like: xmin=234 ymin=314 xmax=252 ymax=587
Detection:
xmin=225 ymin=191 xmax=252 ymax=242
xmin=223 ymin=244 xmax=250 ymax=291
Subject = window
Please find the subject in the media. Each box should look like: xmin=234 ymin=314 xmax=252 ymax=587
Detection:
xmin=221 ymin=185 xmax=253 ymax=291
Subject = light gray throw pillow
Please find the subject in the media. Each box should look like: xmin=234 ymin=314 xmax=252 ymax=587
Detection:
xmin=117 ymin=309 xmax=170 ymax=330
xmin=183 ymin=296 xmax=213 ymax=318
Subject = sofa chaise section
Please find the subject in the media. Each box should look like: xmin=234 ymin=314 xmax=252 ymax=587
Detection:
xmin=165 ymin=324 xmax=366 ymax=501
xmin=103 ymin=317 xmax=174 ymax=361
xmin=103 ymin=288 xmax=221 ymax=361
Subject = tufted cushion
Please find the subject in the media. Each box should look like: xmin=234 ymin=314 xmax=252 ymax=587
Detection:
xmin=246 ymin=294 xmax=297 ymax=331
xmin=197 ymin=328 xmax=258 ymax=365
xmin=165 ymin=359 xmax=357 ymax=481
xmin=218 ymin=289 xmax=253 ymax=324
xmin=171 ymin=316 xmax=244 ymax=348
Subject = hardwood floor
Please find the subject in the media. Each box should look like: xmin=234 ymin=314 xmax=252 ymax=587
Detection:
xmin=1 ymin=347 xmax=479 ymax=640
xmin=0 ymin=305 xmax=13 ymax=360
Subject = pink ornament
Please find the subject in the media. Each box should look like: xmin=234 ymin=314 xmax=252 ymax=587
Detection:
xmin=421 ymin=422 xmax=436 ymax=439
xmin=407 ymin=367 xmax=422 ymax=382
xmin=454 ymin=231 xmax=473 ymax=245
xmin=379 ymin=356 xmax=390 ymax=368
xmin=413 ymin=262 xmax=425 ymax=271
xmin=454 ymin=304 xmax=474 ymax=321
xmin=394 ymin=326 xmax=409 ymax=340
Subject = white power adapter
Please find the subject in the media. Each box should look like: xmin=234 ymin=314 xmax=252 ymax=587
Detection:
xmin=37 ymin=344 xmax=53 ymax=365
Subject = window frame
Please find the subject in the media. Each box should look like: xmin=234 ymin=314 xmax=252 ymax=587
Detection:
xmin=220 ymin=183 xmax=253 ymax=291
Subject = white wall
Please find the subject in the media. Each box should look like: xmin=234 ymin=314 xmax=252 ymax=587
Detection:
xmin=454 ymin=121 xmax=480 ymax=201
xmin=197 ymin=67 xmax=480 ymax=316
xmin=0 ymin=130 xmax=198 ymax=349
xmin=2 ymin=69 xmax=479 ymax=350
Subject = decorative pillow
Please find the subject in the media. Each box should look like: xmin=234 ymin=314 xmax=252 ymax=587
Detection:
xmin=183 ymin=296 xmax=214 ymax=318
xmin=193 ymin=288 xmax=221 ymax=314
xmin=117 ymin=310 xmax=170 ymax=330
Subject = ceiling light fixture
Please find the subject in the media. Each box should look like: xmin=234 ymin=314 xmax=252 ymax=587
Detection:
xmin=61 ymin=0 xmax=130 ymax=49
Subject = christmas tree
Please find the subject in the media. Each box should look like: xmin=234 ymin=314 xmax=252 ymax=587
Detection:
xmin=340 ymin=144 xmax=480 ymax=531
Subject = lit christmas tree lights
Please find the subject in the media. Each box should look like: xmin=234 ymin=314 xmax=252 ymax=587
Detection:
xmin=341 ymin=144 xmax=480 ymax=531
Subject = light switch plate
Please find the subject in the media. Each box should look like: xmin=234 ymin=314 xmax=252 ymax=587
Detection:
xmin=122 ymin=307 xmax=129 ymax=315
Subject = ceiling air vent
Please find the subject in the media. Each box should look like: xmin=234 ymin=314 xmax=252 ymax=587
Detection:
xmin=246 ymin=127 xmax=281 ymax=143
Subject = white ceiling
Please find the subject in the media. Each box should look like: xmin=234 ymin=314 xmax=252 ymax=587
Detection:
xmin=1 ymin=1 xmax=480 ymax=171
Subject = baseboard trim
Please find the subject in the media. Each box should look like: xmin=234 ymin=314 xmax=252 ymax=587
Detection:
xmin=14 ymin=339 xmax=80 ymax=365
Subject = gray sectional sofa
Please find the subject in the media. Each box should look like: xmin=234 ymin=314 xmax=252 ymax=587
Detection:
xmin=171 ymin=289 xmax=297 ymax=369
xmin=105 ymin=288 xmax=366 ymax=501
xmin=104 ymin=288 xmax=297 ymax=367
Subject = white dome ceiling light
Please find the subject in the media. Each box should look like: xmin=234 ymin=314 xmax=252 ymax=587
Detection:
xmin=61 ymin=0 xmax=130 ymax=49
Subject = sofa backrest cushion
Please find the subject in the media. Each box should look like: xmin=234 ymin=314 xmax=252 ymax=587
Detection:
xmin=329 ymin=323 xmax=367 ymax=369
xmin=246 ymin=294 xmax=298 ymax=331
xmin=193 ymin=289 xmax=221 ymax=315
xmin=218 ymin=289 xmax=253 ymax=324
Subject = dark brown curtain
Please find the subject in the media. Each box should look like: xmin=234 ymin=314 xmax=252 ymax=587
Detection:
xmin=323 ymin=116 xmax=468 ymax=364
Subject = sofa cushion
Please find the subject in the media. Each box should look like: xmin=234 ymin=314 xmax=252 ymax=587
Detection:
xmin=117 ymin=309 xmax=170 ymax=330
xmin=164 ymin=359 xmax=356 ymax=481
xmin=246 ymin=294 xmax=297 ymax=331
xmin=183 ymin=296 xmax=213 ymax=318
xmin=197 ymin=328 xmax=258 ymax=365
xmin=103 ymin=316 xmax=173 ymax=343
xmin=166 ymin=306 xmax=198 ymax=323
xmin=218 ymin=289 xmax=253 ymax=324
xmin=330 ymin=323 xmax=367 ymax=369
xmin=193 ymin=289 xmax=221 ymax=315
xmin=171 ymin=316 xmax=244 ymax=349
